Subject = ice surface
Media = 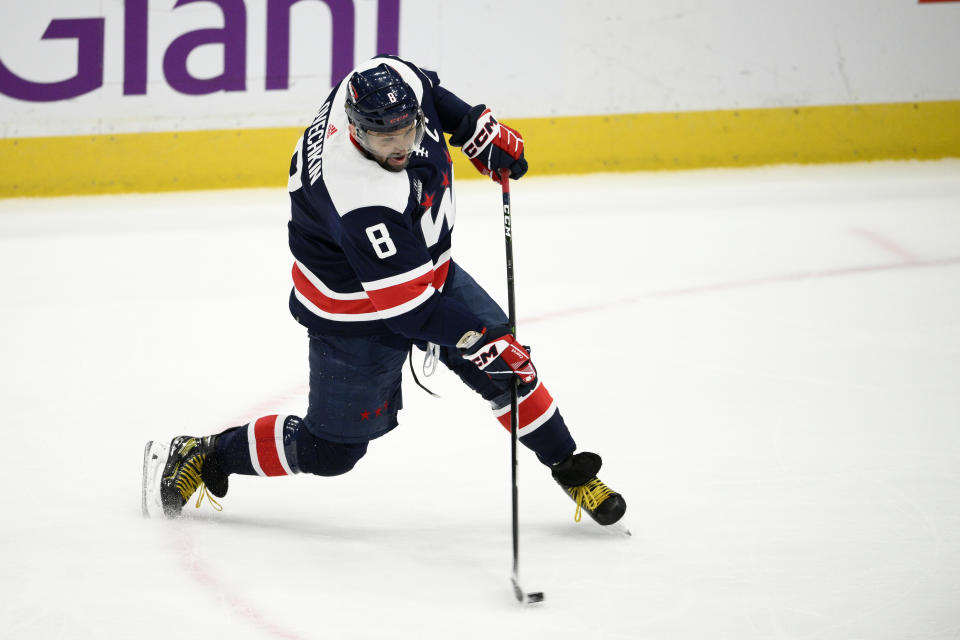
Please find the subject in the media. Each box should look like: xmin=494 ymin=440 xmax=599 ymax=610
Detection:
xmin=1 ymin=161 xmax=959 ymax=639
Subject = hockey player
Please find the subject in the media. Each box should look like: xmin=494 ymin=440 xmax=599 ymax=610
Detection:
xmin=146 ymin=56 xmax=625 ymax=527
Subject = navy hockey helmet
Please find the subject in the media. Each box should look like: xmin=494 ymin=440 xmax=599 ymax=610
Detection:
xmin=345 ymin=64 xmax=424 ymax=154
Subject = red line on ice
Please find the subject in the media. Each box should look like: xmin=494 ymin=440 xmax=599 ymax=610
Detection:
xmin=850 ymin=228 xmax=921 ymax=264
xmin=168 ymin=527 xmax=308 ymax=640
xmin=522 ymin=256 xmax=960 ymax=325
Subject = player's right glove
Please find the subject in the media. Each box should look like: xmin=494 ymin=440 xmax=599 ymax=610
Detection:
xmin=457 ymin=325 xmax=537 ymax=385
xmin=449 ymin=105 xmax=527 ymax=183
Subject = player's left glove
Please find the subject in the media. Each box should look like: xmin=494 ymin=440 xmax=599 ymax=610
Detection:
xmin=457 ymin=326 xmax=537 ymax=385
xmin=449 ymin=105 xmax=527 ymax=183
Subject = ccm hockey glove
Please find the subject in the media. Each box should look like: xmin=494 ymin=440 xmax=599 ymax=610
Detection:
xmin=458 ymin=326 xmax=537 ymax=385
xmin=449 ymin=105 xmax=527 ymax=183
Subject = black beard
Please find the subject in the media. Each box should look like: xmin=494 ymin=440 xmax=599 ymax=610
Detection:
xmin=376 ymin=155 xmax=410 ymax=172
xmin=356 ymin=144 xmax=409 ymax=172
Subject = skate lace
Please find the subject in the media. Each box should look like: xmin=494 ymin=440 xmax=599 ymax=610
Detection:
xmin=177 ymin=454 xmax=223 ymax=512
xmin=567 ymin=478 xmax=613 ymax=523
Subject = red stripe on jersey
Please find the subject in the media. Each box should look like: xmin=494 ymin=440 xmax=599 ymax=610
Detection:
xmin=365 ymin=268 xmax=434 ymax=310
xmin=254 ymin=415 xmax=287 ymax=476
xmin=292 ymin=263 xmax=376 ymax=315
xmin=497 ymin=383 xmax=555 ymax=432
xmin=433 ymin=258 xmax=450 ymax=290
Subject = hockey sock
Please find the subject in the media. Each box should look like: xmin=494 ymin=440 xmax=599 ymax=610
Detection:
xmin=492 ymin=381 xmax=576 ymax=466
xmin=214 ymin=415 xmax=370 ymax=478
xmin=214 ymin=415 xmax=303 ymax=477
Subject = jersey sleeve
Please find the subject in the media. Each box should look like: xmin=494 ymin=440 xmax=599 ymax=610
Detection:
xmin=417 ymin=65 xmax=471 ymax=133
xmin=338 ymin=205 xmax=481 ymax=346
xmin=432 ymin=85 xmax=472 ymax=133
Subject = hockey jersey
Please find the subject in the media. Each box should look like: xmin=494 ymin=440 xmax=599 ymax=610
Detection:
xmin=286 ymin=57 xmax=484 ymax=347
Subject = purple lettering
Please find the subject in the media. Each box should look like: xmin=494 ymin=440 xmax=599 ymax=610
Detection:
xmin=2 ymin=1 xmax=401 ymax=102
xmin=265 ymin=0 xmax=356 ymax=90
xmin=163 ymin=0 xmax=247 ymax=95
xmin=0 ymin=18 xmax=105 ymax=102
xmin=376 ymin=0 xmax=400 ymax=55
xmin=124 ymin=0 xmax=149 ymax=95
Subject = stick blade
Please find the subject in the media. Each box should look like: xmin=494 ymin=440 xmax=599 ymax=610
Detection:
xmin=511 ymin=577 xmax=545 ymax=605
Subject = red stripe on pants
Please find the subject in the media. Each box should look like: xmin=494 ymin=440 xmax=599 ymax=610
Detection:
xmin=433 ymin=259 xmax=450 ymax=289
xmin=254 ymin=415 xmax=287 ymax=476
xmin=497 ymin=383 xmax=554 ymax=431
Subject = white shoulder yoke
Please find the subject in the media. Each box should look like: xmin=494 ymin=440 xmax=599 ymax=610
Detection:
xmin=320 ymin=58 xmax=428 ymax=217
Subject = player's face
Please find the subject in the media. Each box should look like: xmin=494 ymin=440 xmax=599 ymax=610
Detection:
xmin=363 ymin=123 xmax=417 ymax=172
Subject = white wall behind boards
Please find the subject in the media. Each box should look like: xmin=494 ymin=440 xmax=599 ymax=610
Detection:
xmin=405 ymin=0 xmax=960 ymax=117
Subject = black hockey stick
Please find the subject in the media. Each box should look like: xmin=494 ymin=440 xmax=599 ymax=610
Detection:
xmin=500 ymin=169 xmax=544 ymax=605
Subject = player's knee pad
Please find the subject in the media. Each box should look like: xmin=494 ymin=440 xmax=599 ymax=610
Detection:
xmin=295 ymin=430 xmax=369 ymax=477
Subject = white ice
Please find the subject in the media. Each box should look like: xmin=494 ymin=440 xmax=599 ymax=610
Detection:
xmin=1 ymin=161 xmax=959 ymax=640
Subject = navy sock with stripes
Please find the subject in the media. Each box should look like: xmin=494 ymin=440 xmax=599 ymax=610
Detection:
xmin=213 ymin=414 xmax=369 ymax=478
xmin=214 ymin=415 xmax=302 ymax=477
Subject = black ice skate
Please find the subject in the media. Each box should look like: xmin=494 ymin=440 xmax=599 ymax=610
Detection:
xmin=552 ymin=452 xmax=626 ymax=526
xmin=156 ymin=435 xmax=228 ymax=518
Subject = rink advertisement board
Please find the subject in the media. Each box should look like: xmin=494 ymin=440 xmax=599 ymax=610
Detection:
xmin=1 ymin=0 xmax=959 ymax=196
xmin=0 ymin=0 xmax=399 ymax=136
